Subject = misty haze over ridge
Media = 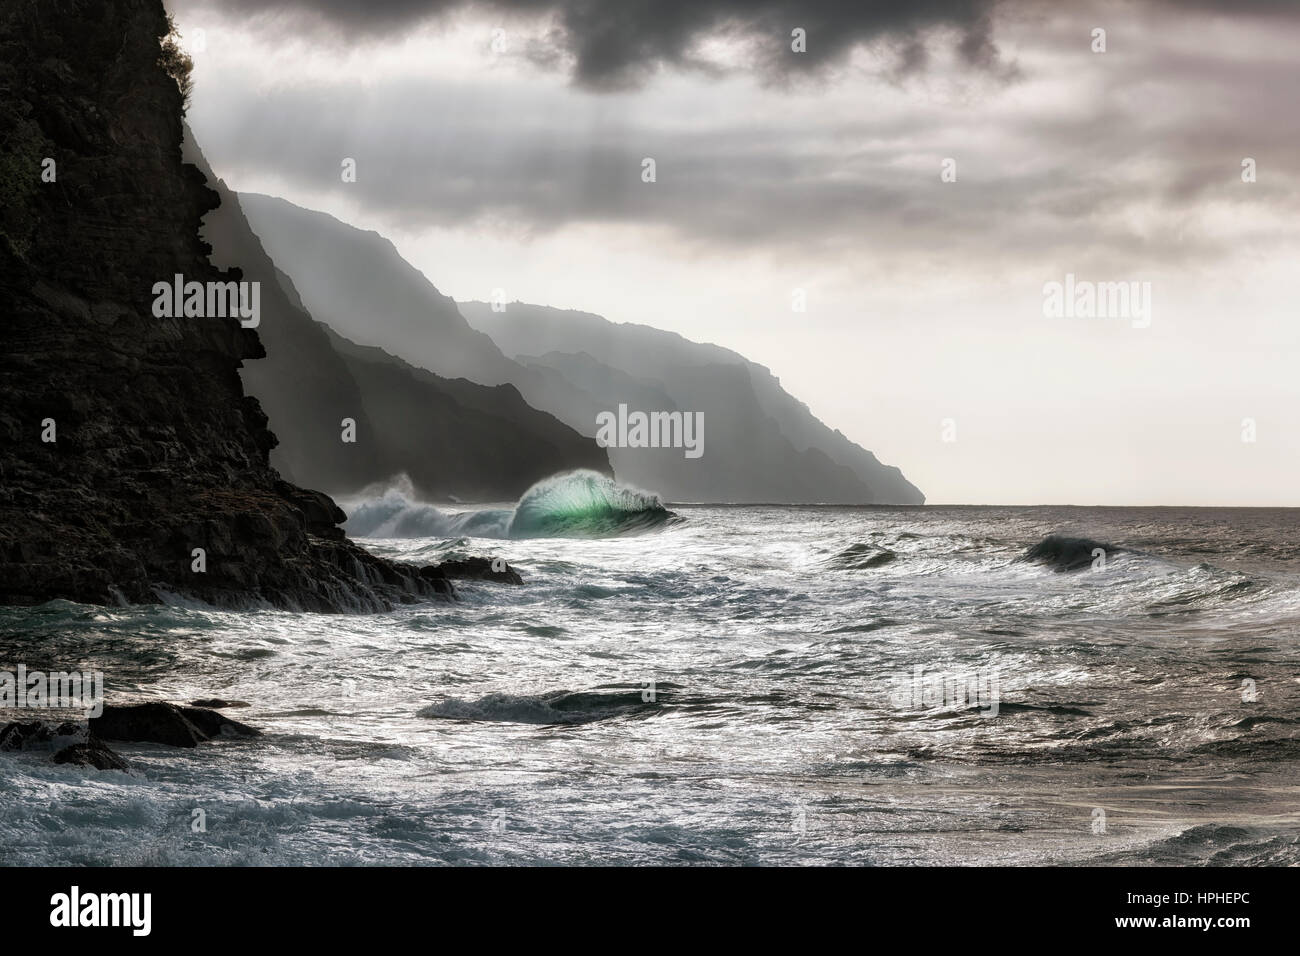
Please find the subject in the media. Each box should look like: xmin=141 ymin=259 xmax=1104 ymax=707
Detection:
xmin=186 ymin=131 xmax=611 ymax=503
xmin=170 ymin=0 xmax=1300 ymax=507
xmin=238 ymin=192 xmax=922 ymax=504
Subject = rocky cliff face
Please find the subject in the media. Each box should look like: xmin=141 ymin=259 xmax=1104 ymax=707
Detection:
xmin=0 ymin=0 xmax=444 ymax=610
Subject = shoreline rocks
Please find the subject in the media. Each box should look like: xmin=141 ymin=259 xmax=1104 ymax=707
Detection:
xmin=52 ymin=740 xmax=132 ymax=771
xmin=421 ymin=557 xmax=523 ymax=585
xmin=0 ymin=717 xmax=131 ymax=771
xmin=1 ymin=699 xmax=263 ymax=770
xmin=92 ymin=701 xmax=260 ymax=747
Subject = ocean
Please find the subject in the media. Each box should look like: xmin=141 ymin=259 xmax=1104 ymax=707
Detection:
xmin=3 ymin=475 xmax=1298 ymax=865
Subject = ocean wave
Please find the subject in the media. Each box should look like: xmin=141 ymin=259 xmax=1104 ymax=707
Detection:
xmin=1101 ymin=824 xmax=1300 ymax=866
xmin=417 ymin=687 xmax=663 ymax=725
xmin=343 ymin=470 xmax=677 ymax=541
xmin=507 ymin=470 xmax=676 ymax=538
xmin=342 ymin=492 xmax=512 ymax=538
xmin=827 ymin=543 xmax=898 ymax=570
xmin=1017 ymin=534 xmax=1122 ymax=572
xmin=1142 ymin=562 xmax=1261 ymax=612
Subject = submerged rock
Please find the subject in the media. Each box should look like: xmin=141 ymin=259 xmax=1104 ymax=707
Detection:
xmin=52 ymin=740 xmax=131 ymax=771
xmin=0 ymin=720 xmax=80 ymax=750
xmin=189 ymin=698 xmax=249 ymax=709
xmin=421 ymin=557 xmax=523 ymax=585
xmin=0 ymin=719 xmax=130 ymax=771
xmin=91 ymin=702 xmax=260 ymax=748
xmin=828 ymin=543 xmax=898 ymax=570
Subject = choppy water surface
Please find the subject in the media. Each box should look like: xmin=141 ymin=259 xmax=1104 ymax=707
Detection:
xmin=3 ymin=501 xmax=1299 ymax=865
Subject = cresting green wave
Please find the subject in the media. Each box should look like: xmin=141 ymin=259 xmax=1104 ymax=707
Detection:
xmin=506 ymin=470 xmax=677 ymax=538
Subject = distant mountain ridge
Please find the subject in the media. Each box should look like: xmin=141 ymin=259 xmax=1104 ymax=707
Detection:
xmin=239 ymin=194 xmax=923 ymax=505
xmin=238 ymin=193 xmax=521 ymax=386
xmin=460 ymin=302 xmax=925 ymax=505
xmin=184 ymin=152 xmax=609 ymax=502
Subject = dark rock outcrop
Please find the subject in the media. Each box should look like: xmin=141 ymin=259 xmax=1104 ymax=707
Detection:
xmin=0 ymin=0 xmax=449 ymax=609
xmin=0 ymin=719 xmax=130 ymax=770
xmin=91 ymin=701 xmax=259 ymax=747
xmin=420 ymin=557 xmax=524 ymax=585
xmin=52 ymin=740 xmax=131 ymax=770
xmin=0 ymin=719 xmax=81 ymax=750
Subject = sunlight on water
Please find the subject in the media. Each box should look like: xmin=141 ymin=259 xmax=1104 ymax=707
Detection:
xmin=3 ymin=505 xmax=1300 ymax=865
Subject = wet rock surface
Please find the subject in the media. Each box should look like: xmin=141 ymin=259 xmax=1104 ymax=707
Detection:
xmin=188 ymin=698 xmax=248 ymax=709
xmin=0 ymin=718 xmax=130 ymax=770
xmin=91 ymin=701 xmax=260 ymax=747
xmin=51 ymin=740 xmax=132 ymax=771
xmin=1 ymin=696 xmax=264 ymax=769
xmin=421 ymin=557 xmax=524 ymax=585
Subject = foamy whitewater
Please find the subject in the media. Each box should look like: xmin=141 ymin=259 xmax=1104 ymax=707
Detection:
xmin=3 ymin=474 xmax=1299 ymax=865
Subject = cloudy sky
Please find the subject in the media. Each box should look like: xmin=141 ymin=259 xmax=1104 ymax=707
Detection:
xmin=167 ymin=0 xmax=1299 ymax=505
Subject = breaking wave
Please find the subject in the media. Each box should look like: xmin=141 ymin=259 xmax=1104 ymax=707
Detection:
xmin=507 ymin=470 xmax=674 ymax=538
xmin=343 ymin=470 xmax=676 ymax=540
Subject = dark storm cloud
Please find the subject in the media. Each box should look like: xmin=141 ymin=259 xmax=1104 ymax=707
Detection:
xmin=189 ymin=69 xmax=1296 ymax=271
xmin=169 ymin=0 xmax=1015 ymax=88
xmin=175 ymin=0 xmax=1300 ymax=270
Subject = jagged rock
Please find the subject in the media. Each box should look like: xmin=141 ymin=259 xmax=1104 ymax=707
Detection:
xmin=0 ymin=720 xmax=80 ymax=750
xmin=91 ymin=701 xmax=259 ymax=748
xmin=0 ymin=0 xmax=449 ymax=612
xmin=52 ymin=740 xmax=131 ymax=771
xmin=175 ymin=703 xmax=259 ymax=740
xmin=0 ymin=719 xmax=130 ymax=770
xmin=421 ymin=557 xmax=523 ymax=585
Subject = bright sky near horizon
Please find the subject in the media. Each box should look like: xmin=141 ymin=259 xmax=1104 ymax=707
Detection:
xmin=169 ymin=0 xmax=1300 ymax=506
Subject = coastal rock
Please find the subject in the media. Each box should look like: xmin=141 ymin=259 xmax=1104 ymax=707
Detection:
xmin=52 ymin=740 xmax=132 ymax=771
xmin=0 ymin=719 xmax=131 ymax=770
xmin=421 ymin=557 xmax=523 ymax=585
xmin=0 ymin=0 xmax=450 ymax=611
xmin=175 ymin=703 xmax=260 ymax=740
xmin=91 ymin=701 xmax=260 ymax=747
xmin=0 ymin=720 xmax=81 ymax=750
xmin=188 ymin=698 xmax=248 ymax=709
